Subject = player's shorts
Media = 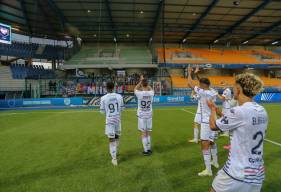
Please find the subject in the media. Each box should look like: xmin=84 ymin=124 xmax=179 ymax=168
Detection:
xmin=138 ymin=117 xmax=152 ymax=132
xmin=194 ymin=113 xmax=201 ymax=124
xmin=105 ymin=123 xmax=121 ymax=138
xmin=200 ymin=123 xmax=218 ymax=142
xmin=212 ymin=169 xmax=262 ymax=192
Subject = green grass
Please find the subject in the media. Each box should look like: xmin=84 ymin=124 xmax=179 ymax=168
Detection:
xmin=0 ymin=104 xmax=281 ymax=192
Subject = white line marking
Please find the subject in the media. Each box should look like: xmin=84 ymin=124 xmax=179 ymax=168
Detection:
xmin=264 ymin=139 xmax=281 ymax=147
xmin=181 ymin=108 xmax=196 ymax=115
xmin=180 ymin=108 xmax=281 ymax=148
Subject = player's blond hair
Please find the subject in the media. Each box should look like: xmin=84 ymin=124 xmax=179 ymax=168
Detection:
xmin=235 ymin=73 xmax=264 ymax=97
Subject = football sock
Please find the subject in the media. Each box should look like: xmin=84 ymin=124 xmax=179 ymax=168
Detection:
xmin=147 ymin=135 xmax=151 ymax=151
xmin=109 ymin=141 xmax=117 ymax=160
xmin=194 ymin=128 xmax=199 ymax=141
xmin=210 ymin=143 xmax=218 ymax=164
xmin=142 ymin=136 xmax=148 ymax=152
xmin=202 ymin=149 xmax=212 ymax=172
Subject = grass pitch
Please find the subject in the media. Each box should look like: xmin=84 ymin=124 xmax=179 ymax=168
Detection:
xmin=0 ymin=104 xmax=281 ymax=192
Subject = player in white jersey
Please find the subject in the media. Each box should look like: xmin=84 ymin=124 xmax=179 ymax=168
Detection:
xmin=208 ymin=73 xmax=267 ymax=192
xmin=217 ymin=81 xmax=233 ymax=149
xmin=134 ymin=75 xmax=154 ymax=156
xmin=188 ymin=79 xmax=201 ymax=143
xmin=100 ymin=81 xmax=125 ymax=166
xmin=187 ymin=66 xmax=219 ymax=176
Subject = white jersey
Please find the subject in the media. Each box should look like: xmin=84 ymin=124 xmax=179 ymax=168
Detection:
xmin=222 ymin=88 xmax=232 ymax=110
xmin=194 ymin=86 xmax=218 ymax=123
xmin=135 ymin=90 xmax=154 ymax=119
xmin=192 ymin=92 xmax=201 ymax=114
xmin=100 ymin=93 xmax=124 ymax=125
xmin=216 ymin=102 xmax=268 ymax=185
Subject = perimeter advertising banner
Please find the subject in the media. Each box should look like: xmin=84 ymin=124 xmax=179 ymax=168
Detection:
xmin=0 ymin=23 xmax=11 ymax=44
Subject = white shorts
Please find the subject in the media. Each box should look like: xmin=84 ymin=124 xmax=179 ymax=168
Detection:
xmin=138 ymin=118 xmax=152 ymax=132
xmin=105 ymin=123 xmax=121 ymax=138
xmin=200 ymin=123 xmax=218 ymax=142
xmin=212 ymin=170 xmax=262 ymax=192
xmin=194 ymin=113 xmax=201 ymax=124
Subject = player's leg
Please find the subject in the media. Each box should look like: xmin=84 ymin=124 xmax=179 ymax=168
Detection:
xmin=106 ymin=124 xmax=118 ymax=165
xmin=139 ymin=118 xmax=149 ymax=154
xmin=210 ymin=131 xmax=219 ymax=168
xmin=189 ymin=114 xmax=200 ymax=143
xmin=198 ymin=123 xmax=212 ymax=176
xmin=146 ymin=118 xmax=152 ymax=153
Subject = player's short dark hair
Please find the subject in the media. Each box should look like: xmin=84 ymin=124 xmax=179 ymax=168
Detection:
xmin=106 ymin=81 xmax=114 ymax=91
xmin=142 ymin=78 xmax=148 ymax=87
xmin=199 ymin=78 xmax=210 ymax=86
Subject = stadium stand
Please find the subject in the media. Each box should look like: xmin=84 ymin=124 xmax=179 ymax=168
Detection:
xmin=157 ymin=48 xmax=281 ymax=65
xmin=66 ymin=45 xmax=152 ymax=65
xmin=10 ymin=64 xmax=55 ymax=79
xmin=0 ymin=65 xmax=25 ymax=91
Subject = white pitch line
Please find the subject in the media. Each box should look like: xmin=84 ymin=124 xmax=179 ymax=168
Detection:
xmin=180 ymin=108 xmax=281 ymax=148
xmin=181 ymin=108 xmax=196 ymax=115
xmin=264 ymin=139 xmax=281 ymax=147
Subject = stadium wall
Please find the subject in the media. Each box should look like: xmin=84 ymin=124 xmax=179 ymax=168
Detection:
xmin=1 ymin=93 xmax=281 ymax=110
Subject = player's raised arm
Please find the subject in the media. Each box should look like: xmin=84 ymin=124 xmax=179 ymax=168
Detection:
xmin=134 ymin=75 xmax=144 ymax=92
xmin=194 ymin=65 xmax=201 ymax=81
xmin=187 ymin=66 xmax=195 ymax=89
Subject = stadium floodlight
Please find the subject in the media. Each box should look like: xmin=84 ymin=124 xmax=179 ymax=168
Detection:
xmin=149 ymin=37 xmax=153 ymax=42
xmin=182 ymin=38 xmax=187 ymax=43
xmin=87 ymin=10 xmax=91 ymax=13
xmin=272 ymin=41 xmax=279 ymax=45
xmin=214 ymin=39 xmax=219 ymax=43
xmin=113 ymin=37 xmax=117 ymax=42
xmin=242 ymin=40 xmax=249 ymax=44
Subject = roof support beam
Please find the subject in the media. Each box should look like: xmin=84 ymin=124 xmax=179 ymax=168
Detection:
xmin=212 ymin=0 xmax=272 ymax=43
xmin=104 ymin=0 xmax=117 ymax=41
xmin=20 ymin=0 xmax=32 ymax=34
xmin=36 ymin=0 xmax=56 ymax=34
xmin=181 ymin=0 xmax=219 ymax=42
xmin=242 ymin=19 xmax=281 ymax=44
xmin=148 ymin=0 xmax=164 ymax=42
xmin=47 ymin=0 xmax=67 ymax=32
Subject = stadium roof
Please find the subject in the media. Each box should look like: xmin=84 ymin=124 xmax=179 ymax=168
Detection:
xmin=1 ymin=0 xmax=281 ymax=45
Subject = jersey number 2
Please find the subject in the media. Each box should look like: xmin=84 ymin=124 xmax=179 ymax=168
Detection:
xmin=251 ymin=131 xmax=263 ymax=155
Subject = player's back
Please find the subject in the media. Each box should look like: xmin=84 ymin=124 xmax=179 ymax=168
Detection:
xmin=135 ymin=90 xmax=154 ymax=119
xmin=195 ymin=86 xmax=217 ymax=118
xmin=225 ymin=102 xmax=268 ymax=184
xmin=100 ymin=93 xmax=124 ymax=124
xmin=222 ymin=88 xmax=232 ymax=110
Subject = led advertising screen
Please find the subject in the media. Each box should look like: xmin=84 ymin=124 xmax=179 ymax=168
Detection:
xmin=0 ymin=23 xmax=12 ymax=44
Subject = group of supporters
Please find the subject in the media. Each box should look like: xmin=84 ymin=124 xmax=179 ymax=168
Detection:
xmin=99 ymin=66 xmax=268 ymax=192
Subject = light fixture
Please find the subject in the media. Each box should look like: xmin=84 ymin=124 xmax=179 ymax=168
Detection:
xmin=87 ymin=10 xmax=91 ymax=13
xmin=140 ymin=10 xmax=144 ymax=14
xmin=272 ymin=41 xmax=279 ymax=45
xmin=113 ymin=37 xmax=117 ymax=42
xmin=182 ymin=38 xmax=187 ymax=43
xmin=12 ymin=27 xmax=20 ymax=31
xmin=149 ymin=37 xmax=153 ymax=42
xmin=192 ymin=13 xmax=197 ymax=16
xmin=214 ymin=39 xmax=219 ymax=43
xmin=93 ymin=34 xmax=97 ymax=37
xmin=126 ymin=33 xmax=130 ymax=38
xmin=242 ymin=40 xmax=248 ymax=44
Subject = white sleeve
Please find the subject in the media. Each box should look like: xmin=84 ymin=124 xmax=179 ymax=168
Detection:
xmin=134 ymin=90 xmax=142 ymax=98
xmin=100 ymin=97 xmax=105 ymax=114
xmin=194 ymin=86 xmax=204 ymax=97
xmin=215 ymin=107 xmax=244 ymax=131
xmin=120 ymin=96 xmax=125 ymax=111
